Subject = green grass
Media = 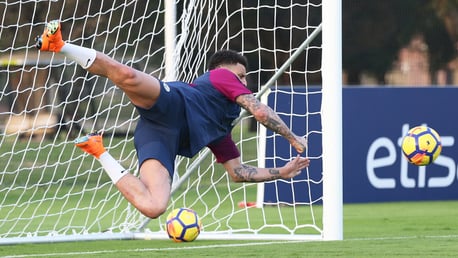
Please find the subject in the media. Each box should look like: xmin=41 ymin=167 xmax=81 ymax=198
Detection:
xmin=0 ymin=201 xmax=457 ymax=257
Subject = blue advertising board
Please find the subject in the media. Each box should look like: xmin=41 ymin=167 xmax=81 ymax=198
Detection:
xmin=344 ymin=87 xmax=458 ymax=203
xmin=264 ymin=87 xmax=458 ymax=203
xmin=263 ymin=87 xmax=323 ymax=204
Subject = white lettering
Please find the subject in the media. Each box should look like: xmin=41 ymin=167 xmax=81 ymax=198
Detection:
xmin=366 ymin=123 xmax=456 ymax=189
xmin=428 ymin=136 xmax=455 ymax=188
xmin=399 ymin=124 xmax=415 ymax=188
xmin=367 ymin=137 xmax=396 ymax=189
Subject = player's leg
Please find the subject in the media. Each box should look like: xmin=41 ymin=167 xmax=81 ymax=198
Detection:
xmin=85 ymin=52 xmax=161 ymax=109
xmin=36 ymin=20 xmax=159 ymax=109
xmin=132 ymin=159 xmax=172 ymax=218
xmin=116 ymin=159 xmax=171 ymax=219
xmin=75 ymin=133 xmax=171 ymax=219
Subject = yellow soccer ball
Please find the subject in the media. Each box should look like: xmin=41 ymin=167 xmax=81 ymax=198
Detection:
xmin=401 ymin=126 xmax=442 ymax=166
xmin=166 ymin=208 xmax=202 ymax=242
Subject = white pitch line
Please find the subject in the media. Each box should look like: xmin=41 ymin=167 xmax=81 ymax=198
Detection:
xmin=0 ymin=241 xmax=299 ymax=258
xmin=2 ymin=235 xmax=458 ymax=258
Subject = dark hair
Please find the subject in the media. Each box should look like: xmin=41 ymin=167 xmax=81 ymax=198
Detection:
xmin=208 ymin=49 xmax=248 ymax=70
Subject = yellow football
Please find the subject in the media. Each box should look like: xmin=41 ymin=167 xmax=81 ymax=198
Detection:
xmin=401 ymin=126 xmax=442 ymax=166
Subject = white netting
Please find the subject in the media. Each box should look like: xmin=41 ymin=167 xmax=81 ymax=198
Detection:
xmin=0 ymin=0 xmax=326 ymax=243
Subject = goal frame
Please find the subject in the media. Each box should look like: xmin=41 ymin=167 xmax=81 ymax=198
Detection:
xmin=136 ymin=0 xmax=343 ymax=242
xmin=321 ymin=0 xmax=343 ymax=241
xmin=0 ymin=0 xmax=342 ymax=245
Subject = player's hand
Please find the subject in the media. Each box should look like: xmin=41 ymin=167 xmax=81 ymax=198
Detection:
xmin=291 ymin=135 xmax=307 ymax=153
xmin=280 ymin=155 xmax=310 ymax=179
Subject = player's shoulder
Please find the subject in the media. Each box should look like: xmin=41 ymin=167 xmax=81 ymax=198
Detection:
xmin=194 ymin=68 xmax=239 ymax=86
xmin=208 ymin=68 xmax=244 ymax=87
xmin=209 ymin=68 xmax=237 ymax=78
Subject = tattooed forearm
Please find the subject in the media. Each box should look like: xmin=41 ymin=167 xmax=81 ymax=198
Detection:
xmin=237 ymin=94 xmax=263 ymax=112
xmin=268 ymin=168 xmax=280 ymax=176
xmin=263 ymin=108 xmax=294 ymax=139
xmin=233 ymin=164 xmax=257 ymax=182
xmin=233 ymin=164 xmax=281 ymax=182
xmin=237 ymin=94 xmax=295 ymax=140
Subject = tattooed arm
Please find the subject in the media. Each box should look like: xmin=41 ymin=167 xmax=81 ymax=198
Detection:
xmin=235 ymin=94 xmax=307 ymax=153
xmin=222 ymin=155 xmax=310 ymax=182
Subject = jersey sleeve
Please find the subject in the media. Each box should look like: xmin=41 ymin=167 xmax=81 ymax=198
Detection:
xmin=209 ymin=68 xmax=252 ymax=102
xmin=207 ymin=134 xmax=240 ymax=163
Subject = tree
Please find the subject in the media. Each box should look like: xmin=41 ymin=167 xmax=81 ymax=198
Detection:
xmin=343 ymin=0 xmax=456 ymax=85
xmin=428 ymin=0 xmax=458 ymax=72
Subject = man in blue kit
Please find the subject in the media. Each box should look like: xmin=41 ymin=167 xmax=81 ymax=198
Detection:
xmin=36 ymin=20 xmax=309 ymax=219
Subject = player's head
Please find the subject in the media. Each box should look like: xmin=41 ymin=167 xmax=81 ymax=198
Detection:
xmin=208 ymin=50 xmax=248 ymax=86
xmin=208 ymin=49 xmax=248 ymax=70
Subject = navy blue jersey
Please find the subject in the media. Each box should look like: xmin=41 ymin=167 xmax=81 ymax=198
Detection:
xmin=134 ymin=68 xmax=252 ymax=175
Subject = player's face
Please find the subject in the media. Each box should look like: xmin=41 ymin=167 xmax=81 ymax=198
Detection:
xmin=221 ymin=63 xmax=247 ymax=86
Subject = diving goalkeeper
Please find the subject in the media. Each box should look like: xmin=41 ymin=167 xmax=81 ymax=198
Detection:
xmin=36 ymin=20 xmax=309 ymax=219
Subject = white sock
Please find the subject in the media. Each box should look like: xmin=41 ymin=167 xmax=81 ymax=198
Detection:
xmin=60 ymin=43 xmax=96 ymax=69
xmin=98 ymin=152 xmax=128 ymax=184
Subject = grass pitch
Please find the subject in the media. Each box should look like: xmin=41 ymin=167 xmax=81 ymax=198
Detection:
xmin=1 ymin=200 xmax=457 ymax=257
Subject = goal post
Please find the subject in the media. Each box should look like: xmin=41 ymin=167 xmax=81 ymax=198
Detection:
xmin=322 ymin=0 xmax=343 ymax=241
xmin=0 ymin=0 xmax=342 ymax=244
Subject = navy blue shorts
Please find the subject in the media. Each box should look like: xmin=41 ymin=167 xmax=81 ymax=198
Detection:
xmin=134 ymin=81 xmax=188 ymax=177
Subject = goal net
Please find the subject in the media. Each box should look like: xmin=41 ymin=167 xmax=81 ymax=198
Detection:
xmin=0 ymin=0 xmax=341 ymax=244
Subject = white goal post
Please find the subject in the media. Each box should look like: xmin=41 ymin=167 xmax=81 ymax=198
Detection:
xmin=0 ymin=0 xmax=342 ymax=244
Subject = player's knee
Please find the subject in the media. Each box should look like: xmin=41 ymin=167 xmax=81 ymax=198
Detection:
xmin=141 ymin=205 xmax=167 ymax=219
xmin=116 ymin=66 xmax=138 ymax=87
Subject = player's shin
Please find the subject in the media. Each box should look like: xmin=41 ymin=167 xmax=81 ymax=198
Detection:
xmin=98 ymin=152 xmax=129 ymax=184
xmin=60 ymin=43 xmax=97 ymax=69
